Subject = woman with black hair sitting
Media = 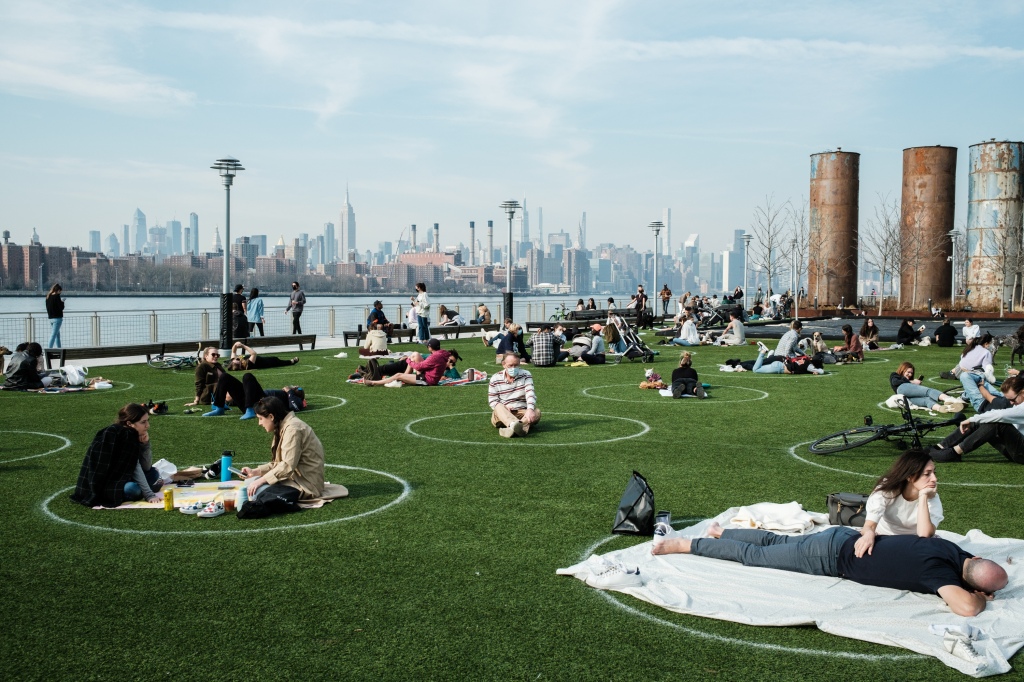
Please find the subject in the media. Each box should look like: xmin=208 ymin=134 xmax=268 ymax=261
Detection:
xmin=241 ymin=396 xmax=326 ymax=504
xmin=71 ymin=403 xmax=163 ymax=507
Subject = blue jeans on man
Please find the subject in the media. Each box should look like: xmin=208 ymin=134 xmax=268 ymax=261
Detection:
xmin=753 ymin=351 xmax=785 ymax=374
xmin=691 ymin=527 xmax=859 ymax=576
xmin=960 ymin=372 xmax=1001 ymax=411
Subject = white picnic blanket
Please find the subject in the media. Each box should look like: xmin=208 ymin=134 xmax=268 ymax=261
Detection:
xmin=558 ymin=504 xmax=1024 ymax=677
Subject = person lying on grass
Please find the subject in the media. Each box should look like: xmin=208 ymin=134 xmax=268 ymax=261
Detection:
xmin=652 ymin=521 xmax=1007 ymax=617
xmin=890 ymin=361 xmax=964 ymax=413
xmin=731 ymin=344 xmax=825 ymax=374
xmin=929 ymin=386 xmax=1024 ymax=465
xmin=71 ymin=403 xmax=163 ymax=507
xmin=203 ymin=371 xmax=305 ymax=419
xmin=671 ymin=351 xmax=706 ymax=399
xmin=363 ymin=337 xmax=451 ymax=386
xmin=240 ymin=396 xmax=325 ymax=505
xmin=488 ymin=352 xmax=540 ymax=438
xmin=855 ymin=449 xmax=942 ymax=558
xmin=227 ymin=341 xmax=299 ymax=371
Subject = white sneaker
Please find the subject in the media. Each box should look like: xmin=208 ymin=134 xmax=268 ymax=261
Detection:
xmin=944 ymin=632 xmax=987 ymax=669
xmin=586 ymin=564 xmax=643 ymax=590
xmin=498 ymin=426 xmax=515 ymax=438
xmin=652 ymin=521 xmax=672 ymax=547
xmin=756 ymin=341 xmax=770 ymax=354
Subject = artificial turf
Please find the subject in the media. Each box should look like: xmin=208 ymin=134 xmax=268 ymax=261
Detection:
xmin=2 ymin=334 xmax=1023 ymax=681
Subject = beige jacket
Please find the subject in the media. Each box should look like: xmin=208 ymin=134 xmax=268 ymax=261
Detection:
xmin=363 ymin=329 xmax=388 ymax=352
xmin=255 ymin=412 xmax=325 ymax=498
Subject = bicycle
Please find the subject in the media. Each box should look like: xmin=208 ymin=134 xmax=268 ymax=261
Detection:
xmin=808 ymin=398 xmax=963 ymax=454
xmin=148 ymin=354 xmax=199 ymax=370
xmin=549 ymin=303 xmax=571 ymax=321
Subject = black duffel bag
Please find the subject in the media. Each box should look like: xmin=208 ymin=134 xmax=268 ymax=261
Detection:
xmin=612 ymin=471 xmax=655 ymax=535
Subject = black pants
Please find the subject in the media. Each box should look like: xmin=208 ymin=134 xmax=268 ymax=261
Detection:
xmin=938 ymin=422 xmax=1024 ymax=464
xmin=253 ymin=357 xmax=293 ymax=369
xmin=672 ymin=378 xmax=697 ymax=398
xmin=291 ymin=312 xmax=302 ymax=334
xmin=581 ymin=353 xmax=606 ymax=365
xmin=380 ymin=359 xmax=409 ymax=375
xmin=249 ymin=321 xmax=265 ymax=336
xmin=214 ymin=372 xmax=266 ymax=410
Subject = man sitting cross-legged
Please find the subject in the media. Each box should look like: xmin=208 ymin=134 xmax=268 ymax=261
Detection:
xmin=652 ymin=521 xmax=1007 ymax=617
xmin=488 ymin=352 xmax=541 ymax=438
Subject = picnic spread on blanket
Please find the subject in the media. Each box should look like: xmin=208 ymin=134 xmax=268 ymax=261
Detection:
xmin=558 ymin=503 xmax=1024 ymax=678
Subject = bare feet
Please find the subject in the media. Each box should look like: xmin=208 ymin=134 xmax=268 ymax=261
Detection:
xmin=705 ymin=521 xmax=723 ymax=538
xmin=651 ymin=537 xmax=692 ymax=555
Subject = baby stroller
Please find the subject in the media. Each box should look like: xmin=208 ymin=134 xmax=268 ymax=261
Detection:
xmin=608 ymin=313 xmax=655 ymax=363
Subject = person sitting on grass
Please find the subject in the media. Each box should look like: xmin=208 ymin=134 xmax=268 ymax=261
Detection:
xmin=889 ymin=361 xmax=963 ymax=413
xmin=363 ymin=337 xmax=451 ymax=386
xmin=495 ymin=323 xmax=530 ymax=364
xmin=651 ymin=522 xmax=1007 ymax=618
xmin=929 ymin=387 xmax=1024 ymax=464
xmin=934 ymin=317 xmax=958 ymax=347
xmin=581 ymin=324 xmax=607 ymax=365
xmin=488 ymin=352 xmax=540 ymax=438
xmin=854 ymin=449 xmax=942 ymax=558
xmin=70 ymin=403 xmax=163 ymax=507
xmin=833 ymin=324 xmax=864 ymax=362
xmin=360 ymin=323 xmax=389 ymax=357
xmin=713 ymin=310 xmax=745 ymax=346
xmin=671 ymin=351 xmax=706 ymax=399
xmin=2 ymin=342 xmax=48 ymax=390
xmin=525 ymin=324 xmax=568 ymax=367
xmin=897 ymin=319 xmax=925 ymax=346
xmin=227 ymin=341 xmax=299 ymax=371
xmin=859 ymin=318 xmax=880 ymax=350
xmin=367 ymin=300 xmax=394 ymax=337
xmin=962 ymin=318 xmax=981 ymax=343
xmin=203 ymin=371 xmax=305 ymax=419
xmin=187 ymin=347 xmax=225 ymax=407
xmin=667 ymin=313 xmax=700 ymax=346
xmin=957 ymin=334 xmax=999 ymax=411
xmin=241 ymin=396 xmax=325 ymax=505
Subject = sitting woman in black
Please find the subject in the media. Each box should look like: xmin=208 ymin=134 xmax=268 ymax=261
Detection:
xmin=896 ymin=319 xmax=923 ymax=346
xmin=671 ymin=351 xmax=706 ymax=399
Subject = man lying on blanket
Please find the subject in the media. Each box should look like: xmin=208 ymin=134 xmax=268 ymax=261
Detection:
xmin=653 ymin=521 xmax=1008 ymax=617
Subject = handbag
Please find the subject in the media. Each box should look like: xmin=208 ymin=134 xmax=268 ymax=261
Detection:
xmin=826 ymin=492 xmax=869 ymax=527
xmin=612 ymin=471 xmax=655 ymax=535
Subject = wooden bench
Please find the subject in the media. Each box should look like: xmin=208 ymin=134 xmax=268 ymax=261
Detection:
xmin=343 ymin=325 xmax=498 ymax=346
xmin=342 ymin=327 xmax=416 ymax=347
xmin=44 ymin=334 xmax=317 ymax=368
xmin=428 ymin=323 xmax=500 ymax=339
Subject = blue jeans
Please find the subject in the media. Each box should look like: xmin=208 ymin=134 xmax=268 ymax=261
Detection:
xmin=123 ymin=468 xmax=162 ymax=501
xmin=48 ymin=318 xmax=62 ymax=348
xmin=691 ymin=527 xmax=859 ymax=577
xmin=416 ymin=315 xmax=429 ymax=341
xmin=896 ymin=383 xmax=944 ymax=409
xmin=959 ymin=372 xmax=1000 ymax=411
xmin=669 ymin=338 xmax=697 ymax=346
xmin=753 ymin=352 xmax=785 ymax=374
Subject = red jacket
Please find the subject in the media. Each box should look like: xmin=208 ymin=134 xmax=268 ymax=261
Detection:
xmin=407 ymin=349 xmax=451 ymax=386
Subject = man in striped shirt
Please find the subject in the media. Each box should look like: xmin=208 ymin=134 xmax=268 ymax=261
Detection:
xmin=488 ymin=353 xmax=541 ymax=438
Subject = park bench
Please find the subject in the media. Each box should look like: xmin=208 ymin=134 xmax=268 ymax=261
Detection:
xmin=43 ymin=333 xmax=317 ymax=369
xmin=343 ymin=324 xmax=499 ymax=346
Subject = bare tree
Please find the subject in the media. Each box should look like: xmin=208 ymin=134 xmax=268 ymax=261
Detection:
xmin=861 ymin=194 xmax=902 ymax=316
xmin=786 ymin=198 xmax=810 ymax=319
xmin=749 ymin=195 xmax=788 ymax=297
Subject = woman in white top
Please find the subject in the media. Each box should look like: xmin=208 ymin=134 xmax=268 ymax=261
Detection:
xmin=411 ymin=282 xmax=431 ymax=343
xmin=669 ymin=313 xmax=700 ymax=346
xmin=854 ymin=449 xmax=941 ymax=557
xmin=962 ymin=318 xmax=981 ymax=343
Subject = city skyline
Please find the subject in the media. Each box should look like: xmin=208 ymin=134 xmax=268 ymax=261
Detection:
xmin=1 ymin=2 xmax=1022 ymax=254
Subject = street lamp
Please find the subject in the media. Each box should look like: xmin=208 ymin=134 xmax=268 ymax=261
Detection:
xmin=211 ymin=156 xmax=244 ymax=349
xmin=500 ymin=199 xmax=520 ymax=320
xmin=742 ymin=233 xmax=753 ymax=312
xmin=790 ymin=237 xmax=798 ymax=319
xmin=649 ymin=221 xmax=664 ymax=315
xmin=947 ymin=229 xmax=958 ymax=310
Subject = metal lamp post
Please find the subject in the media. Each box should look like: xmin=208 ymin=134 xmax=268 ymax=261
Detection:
xmin=649 ymin=221 xmax=663 ymax=315
xmin=790 ymin=237 xmax=798 ymax=319
xmin=500 ymin=199 xmax=520 ymax=320
xmin=948 ymin=229 xmax=958 ymax=310
xmin=742 ymin=233 xmax=753 ymax=312
xmin=211 ymin=156 xmax=244 ymax=349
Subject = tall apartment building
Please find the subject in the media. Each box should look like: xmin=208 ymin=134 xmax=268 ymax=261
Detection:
xmin=340 ymin=187 xmax=356 ymax=259
xmin=189 ymin=213 xmax=199 ymax=254
xmin=132 ymin=208 xmax=147 ymax=254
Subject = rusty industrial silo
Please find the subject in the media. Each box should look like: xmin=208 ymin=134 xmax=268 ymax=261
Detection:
xmin=900 ymin=146 xmax=957 ymax=308
xmin=965 ymin=140 xmax=1024 ymax=311
xmin=809 ymin=150 xmax=859 ymax=306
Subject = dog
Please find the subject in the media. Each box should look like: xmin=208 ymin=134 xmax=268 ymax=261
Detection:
xmin=991 ymin=324 xmax=1024 ymax=365
xmin=809 ymin=331 xmax=828 ymax=354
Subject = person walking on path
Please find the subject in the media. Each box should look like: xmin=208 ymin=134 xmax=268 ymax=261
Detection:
xmin=46 ymin=283 xmax=64 ymax=348
xmin=285 ymin=281 xmax=305 ymax=334
xmin=659 ymin=285 xmax=673 ymax=316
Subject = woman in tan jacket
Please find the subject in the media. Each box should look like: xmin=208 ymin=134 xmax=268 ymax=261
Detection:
xmin=241 ymin=396 xmax=325 ymax=503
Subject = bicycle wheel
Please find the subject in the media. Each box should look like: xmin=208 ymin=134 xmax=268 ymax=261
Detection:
xmin=148 ymin=356 xmax=179 ymax=369
xmin=809 ymin=426 xmax=886 ymax=454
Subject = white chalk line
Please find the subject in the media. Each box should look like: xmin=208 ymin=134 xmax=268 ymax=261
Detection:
xmin=0 ymin=431 xmax=72 ymax=464
xmin=41 ymin=463 xmax=410 ymax=535
xmin=581 ymin=383 xmax=768 ymax=404
xmin=405 ymin=412 xmax=650 ymax=446
xmin=577 ymin=533 xmax=921 ymax=661
xmin=787 ymin=441 xmax=1024 ymax=488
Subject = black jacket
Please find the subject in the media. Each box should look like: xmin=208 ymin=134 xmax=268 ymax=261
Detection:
xmin=2 ymin=351 xmax=44 ymax=390
xmin=70 ymin=424 xmax=141 ymax=508
xmin=46 ymin=294 xmax=64 ymax=319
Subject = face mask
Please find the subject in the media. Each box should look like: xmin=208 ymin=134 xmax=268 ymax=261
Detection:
xmin=506 ymin=367 xmax=519 ymax=378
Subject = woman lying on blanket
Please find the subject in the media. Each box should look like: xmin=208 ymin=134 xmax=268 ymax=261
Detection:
xmin=854 ymin=449 xmax=942 ymax=558
xmin=240 ymin=396 xmax=325 ymax=505
xmin=203 ymin=371 xmax=305 ymax=419
xmin=227 ymin=341 xmax=299 ymax=371
xmin=889 ymin=361 xmax=963 ymax=413
xmin=70 ymin=403 xmax=164 ymax=507
xmin=363 ymin=338 xmax=452 ymax=386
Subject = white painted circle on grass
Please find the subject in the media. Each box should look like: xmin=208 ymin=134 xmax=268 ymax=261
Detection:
xmin=405 ymin=412 xmax=650 ymax=446
xmin=40 ymin=463 xmax=410 ymax=535
xmin=0 ymin=431 xmax=72 ymax=464
xmin=581 ymin=383 xmax=768 ymax=404
xmin=578 ymin=533 xmax=922 ymax=661
xmin=788 ymin=441 xmax=1024 ymax=488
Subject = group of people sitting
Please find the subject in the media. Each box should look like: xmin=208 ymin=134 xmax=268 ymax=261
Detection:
xmin=1 ymin=342 xmax=108 ymax=390
xmin=188 ymin=344 xmax=306 ymax=419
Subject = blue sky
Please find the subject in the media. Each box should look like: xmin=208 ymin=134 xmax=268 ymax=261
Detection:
xmin=1 ymin=0 xmax=1022 ymax=255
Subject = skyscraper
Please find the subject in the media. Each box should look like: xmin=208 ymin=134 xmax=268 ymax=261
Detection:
xmin=168 ymin=220 xmax=182 ymax=254
xmin=189 ymin=213 xmax=199 ymax=254
xmin=340 ymin=186 xmax=356 ymax=259
xmin=132 ymin=208 xmax=147 ymax=254
xmin=212 ymin=226 xmax=222 ymax=253
xmin=89 ymin=230 xmax=101 ymax=253
xmin=122 ymin=225 xmax=130 ymax=254
xmin=519 ymin=194 xmax=530 ymax=243
xmin=576 ymin=212 xmax=587 ymax=250
xmin=105 ymin=233 xmax=120 ymax=257
xmin=537 ymin=207 xmax=543 ymax=245
xmin=324 ymin=222 xmax=336 ymax=264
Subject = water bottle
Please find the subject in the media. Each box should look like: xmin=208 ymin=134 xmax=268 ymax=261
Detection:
xmin=220 ymin=451 xmax=234 ymax=482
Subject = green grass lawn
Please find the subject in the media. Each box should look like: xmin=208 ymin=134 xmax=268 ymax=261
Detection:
xmin=2 ymin=336 xmax=1023 ymax=681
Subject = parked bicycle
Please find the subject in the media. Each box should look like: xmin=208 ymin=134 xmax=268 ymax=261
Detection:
xmin=549 ymin=303 xmax=571 ymax=322
xmin=808 ymin=399 xmax=963 ymax=454
xmin=148 ymin=354 xmax=199 ymax=370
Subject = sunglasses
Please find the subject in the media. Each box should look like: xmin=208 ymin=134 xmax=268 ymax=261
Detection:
xmin=210 ymin=353 xmax=220 ymax=358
